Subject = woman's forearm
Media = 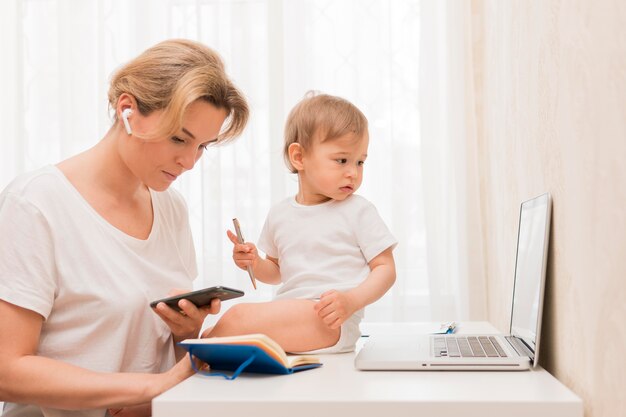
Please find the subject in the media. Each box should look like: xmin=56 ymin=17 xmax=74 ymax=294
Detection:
xmin=0 ymin=354 xmax=191 ymax=410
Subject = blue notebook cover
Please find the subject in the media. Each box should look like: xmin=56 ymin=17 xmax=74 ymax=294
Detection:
xmin=179 ymin=337 xmax=322 ymax=380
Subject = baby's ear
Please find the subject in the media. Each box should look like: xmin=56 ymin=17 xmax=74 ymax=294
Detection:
xmin=288 ymin=142 xmax=305 ymax=171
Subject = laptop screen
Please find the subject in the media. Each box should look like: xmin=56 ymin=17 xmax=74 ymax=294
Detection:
xmin=509 ymin=193 xmax=551 ymax=362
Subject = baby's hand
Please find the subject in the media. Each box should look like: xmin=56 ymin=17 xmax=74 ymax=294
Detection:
xmin=314 ymin=290 xmax=357 ymax=329
xmin=226 ymin=230 xmax=259 ymax=271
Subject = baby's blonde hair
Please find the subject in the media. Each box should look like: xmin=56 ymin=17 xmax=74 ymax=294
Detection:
xmin=283 ymin=92 xmax=368 ymax=173
xmin=108 ymin=39 xmax=248 ymax=143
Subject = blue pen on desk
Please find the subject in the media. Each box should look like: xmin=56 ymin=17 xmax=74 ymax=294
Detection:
xmin=437 ymin=321 xmax=457 ymax=334
xmin=445 ymin=321 xmax=457 ymax=334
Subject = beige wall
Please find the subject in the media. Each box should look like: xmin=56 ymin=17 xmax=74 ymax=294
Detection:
xmin=474 ymin=1 xmax=626 ymax=416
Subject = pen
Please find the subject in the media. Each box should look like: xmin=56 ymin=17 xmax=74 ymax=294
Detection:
xmin=435 ymin=321 xmax=457 ymax=334
xmin=232 ymin=218 xmax=257 ymax=290
xmin=445 ymin=321 xmax=457 ymax=334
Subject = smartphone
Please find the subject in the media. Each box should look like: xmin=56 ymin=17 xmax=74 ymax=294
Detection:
xmin=149 ymin=286 xmax=244 ymax=311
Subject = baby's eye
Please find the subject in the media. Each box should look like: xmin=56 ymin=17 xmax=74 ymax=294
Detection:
xmin=358 ymin=160 xmax=365 ymax=166
xmin=336 ymin=158 xmax=348 ymax=164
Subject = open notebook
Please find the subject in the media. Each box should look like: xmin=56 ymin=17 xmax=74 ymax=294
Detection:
xmin=180 ymin=333 xmax=322 ymax=379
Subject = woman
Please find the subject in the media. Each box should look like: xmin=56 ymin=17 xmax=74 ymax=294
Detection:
xmin=0 ymin=39 xmax=248 ymax=417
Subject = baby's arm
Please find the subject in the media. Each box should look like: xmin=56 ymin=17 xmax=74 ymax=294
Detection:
xmin=226 ymin=230 xmax=281 ymax=285
xmin=314 ymin=247 xmax=396 ymax=329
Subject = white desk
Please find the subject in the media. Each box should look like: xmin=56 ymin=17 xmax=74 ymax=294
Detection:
xmin=153 ymin=322 xmax=582 ymax=417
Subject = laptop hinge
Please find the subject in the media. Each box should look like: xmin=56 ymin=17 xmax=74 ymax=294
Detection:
xmin=506 ymin=336 xmax=534 ymax=361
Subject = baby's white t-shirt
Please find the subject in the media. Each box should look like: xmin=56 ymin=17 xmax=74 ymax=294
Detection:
xmin=0 ymin=166 xmax=197 ymax=417
xmin=257 ymin=194 xmax=397 ymax=304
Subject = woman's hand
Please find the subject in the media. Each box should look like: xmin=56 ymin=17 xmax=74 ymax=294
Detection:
xmin=152 ymin=292 xmax=221 ymax=340
xmin=108 ymin=353 xmax=202 ymax=416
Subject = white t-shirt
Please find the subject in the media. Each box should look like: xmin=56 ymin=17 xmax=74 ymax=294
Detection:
xmin=0 ymin=166 xmax=197 ymax=417
xmin=257 ymin=194 xmax=397 ymax=305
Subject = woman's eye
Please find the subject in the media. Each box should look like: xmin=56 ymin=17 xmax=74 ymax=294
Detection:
xmin=200 ymin=139 xmax=219 ymax=151
xmin=171 ymin=136 xmax=185 ymax=144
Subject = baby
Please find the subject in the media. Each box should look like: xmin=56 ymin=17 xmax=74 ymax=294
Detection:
xmin=204 ymin=92 xmax=397 ymax=353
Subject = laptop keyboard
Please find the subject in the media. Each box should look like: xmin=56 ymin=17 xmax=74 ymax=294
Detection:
xmin=433 ymin=336 xmax=508 ymax=358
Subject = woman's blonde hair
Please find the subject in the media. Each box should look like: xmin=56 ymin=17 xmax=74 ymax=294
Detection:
xmin=108 ymin=39 xmax=248 ymax=143
xmin=283 ymin=92 xmax=368 ymax=173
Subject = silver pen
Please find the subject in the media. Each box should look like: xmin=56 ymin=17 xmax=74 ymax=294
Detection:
xmin=232 ymin=218 xmax=257 ymax=290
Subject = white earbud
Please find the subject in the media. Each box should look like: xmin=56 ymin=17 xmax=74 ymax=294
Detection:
xmin=121 ymin=108 xmax=133 ymax=135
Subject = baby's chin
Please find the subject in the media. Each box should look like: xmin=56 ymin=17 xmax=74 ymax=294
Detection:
xmin=333 ymin=192 xmax=355 ymax=201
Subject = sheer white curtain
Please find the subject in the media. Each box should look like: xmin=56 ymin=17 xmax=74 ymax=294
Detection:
xmin=419 ymin=1 xmax=486 ymax=321
xmin=0 ymin=0 xmax=482 ymax=324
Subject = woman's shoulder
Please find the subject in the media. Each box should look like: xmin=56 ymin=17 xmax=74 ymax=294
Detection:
xmin=1 ymin=166 xmax=67 ymax=202
xmin=153 ymin=187 xmax=187 ymax=209
xmin=150 ymin=187 xmax=190 ymax=227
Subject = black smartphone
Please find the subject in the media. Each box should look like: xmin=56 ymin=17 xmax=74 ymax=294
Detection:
xmin=149 ymin=286 xmax=244 ymax=311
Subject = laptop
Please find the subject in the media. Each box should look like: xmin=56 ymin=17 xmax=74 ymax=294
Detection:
xmin=355 ymin=193 xmax=552 ymax=371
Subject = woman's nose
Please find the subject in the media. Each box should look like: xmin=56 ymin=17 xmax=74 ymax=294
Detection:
xmin=177 ymin=148 xmax=200 ymax=170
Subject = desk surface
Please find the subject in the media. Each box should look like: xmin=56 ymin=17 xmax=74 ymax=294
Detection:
xmin=153 ymin=322 xmax=582 ymax=417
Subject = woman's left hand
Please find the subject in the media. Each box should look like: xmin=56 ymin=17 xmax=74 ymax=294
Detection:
xmin=152 ymin=289 xmax=221 ymax=340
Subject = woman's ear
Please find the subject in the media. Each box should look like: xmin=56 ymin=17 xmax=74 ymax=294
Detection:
xmin=116 ymin=93 xmax=137 ymax=120
xmin=288 ymin=143 xmax=305 ymax=171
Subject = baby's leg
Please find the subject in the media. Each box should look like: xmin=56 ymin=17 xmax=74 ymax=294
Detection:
xmin=204 ymin=299 xmax=340 ymax=352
